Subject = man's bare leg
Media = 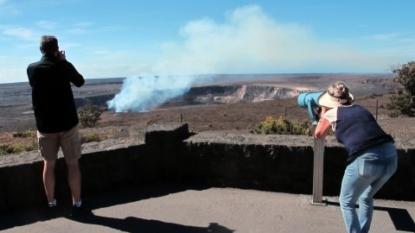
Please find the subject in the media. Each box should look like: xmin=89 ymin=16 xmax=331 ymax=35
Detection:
xmin=66 ymin=158 xmax=81 ymax=204
xmin=43 ymin=160 xmax=56 ymax=203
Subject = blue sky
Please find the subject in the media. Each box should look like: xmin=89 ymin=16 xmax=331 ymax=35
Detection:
xmin=0 ymin=0 xmax=414 ymax=84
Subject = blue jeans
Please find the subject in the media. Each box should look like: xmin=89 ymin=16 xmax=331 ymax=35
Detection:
xmin=339 ymin=142 xmax=397 ymax=233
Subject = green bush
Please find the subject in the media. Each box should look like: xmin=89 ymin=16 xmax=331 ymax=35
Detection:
xmin=12 ymin=129 xmax=36 ymax=138
xmin=0 ymin=140 xmax=38 ymax=156
xmin=80 ymin=131 xmax=103 ymax=143
xmin=78 ymin=102 xmax=105 ymax=128
xmin=387 ymin=90 xmax=414 ymax=117
xmin=249 ymin=116 xmax=312 ymax=136
xmin=387 ymin=61 xmax=415 ymax=117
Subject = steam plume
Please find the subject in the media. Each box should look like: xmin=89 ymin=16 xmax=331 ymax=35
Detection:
xmin=107 ymin=75 xmax=194 ymax=112
xmin=107 ymin=5 xmax=395 ymax=112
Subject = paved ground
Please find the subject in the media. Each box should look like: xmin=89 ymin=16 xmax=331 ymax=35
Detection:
xmin=1 ymin=183 xmax=414 ymax=233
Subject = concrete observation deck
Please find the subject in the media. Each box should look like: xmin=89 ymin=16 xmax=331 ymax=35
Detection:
xmin=0 ymin=123 xmax=414 ymax=232
xmin=1 ymin=183 xmax=414 ymax=233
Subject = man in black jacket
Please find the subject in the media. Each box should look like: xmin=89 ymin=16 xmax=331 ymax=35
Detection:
xmin=27 ymin=35 xmax=86 ymax=217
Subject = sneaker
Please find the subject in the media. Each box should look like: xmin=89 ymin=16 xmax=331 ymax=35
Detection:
xmin=48 ymin=204 xmax=59 ymax=218
xmin=69 ymin=204 xmax=92 ymax=218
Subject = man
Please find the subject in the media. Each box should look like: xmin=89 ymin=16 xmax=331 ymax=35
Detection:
xmin=27 ymin=35 xmax=86 ymax=217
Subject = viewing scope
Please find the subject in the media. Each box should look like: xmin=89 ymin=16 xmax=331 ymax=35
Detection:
xmin=297 ymin=91 xmax=324 ymax=125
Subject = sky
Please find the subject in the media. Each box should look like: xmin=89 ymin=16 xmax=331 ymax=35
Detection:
xmin=0 ymin=0 xmax=414 ymax=84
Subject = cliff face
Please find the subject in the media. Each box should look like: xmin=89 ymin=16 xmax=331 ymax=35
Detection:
xmin=238 ymin=85 xmax=301 ymax=102
xmin=183 ymin=85 xmax=301 ymax=104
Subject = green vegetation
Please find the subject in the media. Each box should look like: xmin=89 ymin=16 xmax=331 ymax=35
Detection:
xmin=387 ymin=61 xmax=415 ymax=117
xmin=0 ymin=140 xmax=38 ymax=156
xmin=78 ymin=101 xmax=106 ymax=128
xmin=80 ymin=131 xmax=105 ymax=143
xmin=12 ymin=129 xmax=36 ymax=138
xmin=1 ymin=129 xmax=38 ymax=156
xmin=249 ymin=116 xmax=312 ymax=136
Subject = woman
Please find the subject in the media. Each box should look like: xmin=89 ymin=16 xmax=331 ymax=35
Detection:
xmin=314 ymin=82 xmax=398 ymax=233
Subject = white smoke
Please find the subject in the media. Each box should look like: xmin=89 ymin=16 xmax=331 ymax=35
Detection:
xmin=107 ymin=74 xmax=194 ymax=112
xmin=109 ymin=5 xmax=285 ymax=112
xmin=107 ymin=5 xmax=404 ymax=112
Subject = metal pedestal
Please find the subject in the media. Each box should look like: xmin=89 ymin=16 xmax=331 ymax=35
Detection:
xmin=310 ymin=125 xmax=327 ymax=205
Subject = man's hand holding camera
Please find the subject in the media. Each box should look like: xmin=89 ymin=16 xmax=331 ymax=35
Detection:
xmin=57 ymin=50 xmax=66 ymax=61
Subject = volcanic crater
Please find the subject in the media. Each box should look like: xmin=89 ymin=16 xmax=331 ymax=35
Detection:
xmin=1 ymin=74 xmax=413 ymax=148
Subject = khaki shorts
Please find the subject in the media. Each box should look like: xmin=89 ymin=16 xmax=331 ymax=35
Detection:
xmin=37 ymin=124 xmax=81 ymax=161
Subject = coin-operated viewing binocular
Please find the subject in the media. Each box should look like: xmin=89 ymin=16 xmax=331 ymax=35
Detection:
xmin=297 ymin=91 xmax=324 ymax=125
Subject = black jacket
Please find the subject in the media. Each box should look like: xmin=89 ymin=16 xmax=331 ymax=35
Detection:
xmin=27 ymin=54 xmax=85 ymax=133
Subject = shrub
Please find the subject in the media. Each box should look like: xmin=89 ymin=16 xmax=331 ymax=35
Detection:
xmin=387 ymin=90 xmax=414 ymax=117
xmin=387 ymin=61 xmax=415 ymax=117
xmin=0 ymin=140 xmax=38 ymax=156
xmin=80 ymin=131 xmax=103 ymax=143
xmin=249 ymin=116 xmax=312 ymax=136
xmin=80 ymin=129 xmax=116 ymax=143
xmin=12 ymin=129 xmax=36 ymax=138
xmin=78 ymin=102 xmax=105 ymax=128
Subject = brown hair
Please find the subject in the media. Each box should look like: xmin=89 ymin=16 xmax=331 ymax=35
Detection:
xmin=40 ymin=35 xmax=58 ymax=54
xmin=327 ymin=82 xmax=353 ymax=104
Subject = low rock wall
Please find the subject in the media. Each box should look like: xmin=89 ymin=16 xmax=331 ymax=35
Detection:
xmin=0 ymin=123 xmax=414 ymax=214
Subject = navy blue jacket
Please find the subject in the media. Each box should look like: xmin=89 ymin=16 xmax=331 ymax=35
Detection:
xmin=27 ymin=54 xmax=85 ymax=133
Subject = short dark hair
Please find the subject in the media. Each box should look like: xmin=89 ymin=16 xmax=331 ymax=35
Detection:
xmin=40 ymin=35 xmax=58 ymax=54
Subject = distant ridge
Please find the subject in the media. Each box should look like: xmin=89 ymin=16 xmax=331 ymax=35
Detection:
xmin=0 ymin=73 xmax=394 ymax=87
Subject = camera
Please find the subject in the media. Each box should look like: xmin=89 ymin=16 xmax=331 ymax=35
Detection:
xmin=57 ymin=50 xmax=66 ymax=60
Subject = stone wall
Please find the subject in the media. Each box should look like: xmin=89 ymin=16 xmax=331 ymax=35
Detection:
xmin=0 ymin=123 xmax=414 ymax=215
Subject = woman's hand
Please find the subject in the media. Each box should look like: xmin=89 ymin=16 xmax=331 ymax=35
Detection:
xmin=316 ymin=107 xmax=328 ymax=121
xmin=314 ymin=107 xmax=332 ymax=139
xmin=320 ymin=107 xmax=328 ymax=116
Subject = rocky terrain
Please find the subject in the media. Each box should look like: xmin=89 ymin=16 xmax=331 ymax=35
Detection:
xmin=1 ymin=73 xmax=413 ymax=154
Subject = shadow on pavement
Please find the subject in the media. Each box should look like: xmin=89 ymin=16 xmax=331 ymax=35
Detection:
xmin=0 ymin=182 xmax=211 ymax=231
xmin=70 ymin=214 xmax=234 ymax=233
xmin=0 ymin=208 xmax=55 ymax=231
xmin=326 ymin=200 xmax=415 ymax=232
xmin=86 ymin=182 xmax=211 ymax=210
